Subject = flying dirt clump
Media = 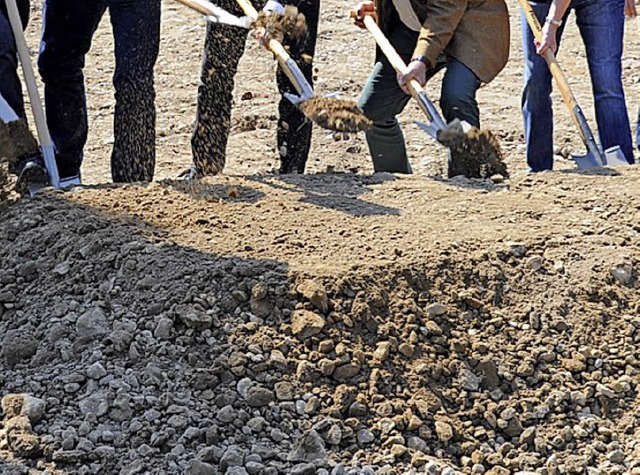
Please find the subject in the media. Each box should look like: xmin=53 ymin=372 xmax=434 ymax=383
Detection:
xmin=438 ymin=120 xmax=508 ymax=179
xmin=253 ymin=5 xmax=307 ymax=41
xmin=0 ymin=119 xmax=39 ymax=200
xmin=298 ymin=96 xmax=373 ymax=133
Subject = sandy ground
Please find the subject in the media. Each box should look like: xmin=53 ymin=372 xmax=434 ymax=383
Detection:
xmin=17 ymin=0 xmax=640 ymax=183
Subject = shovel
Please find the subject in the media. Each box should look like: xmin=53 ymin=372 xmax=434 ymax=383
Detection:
xmin=518 ymin=0 xmax=629 ymax=168
xmin=351 ymin=11 xmax=448 ymax=142
xmin=174 ymin=0 xmax=371 ymax=133
xmin=5 ymin=0 xmax=60 ymax=192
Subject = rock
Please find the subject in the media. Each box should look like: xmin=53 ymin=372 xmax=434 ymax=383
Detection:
xmin=290 ymin=463 xmax=316 ymax=475
xmin=275 ymin=381 xmax=295 ymax=401
xmin=525 ymin=255 xmax=543 ymax=271
xmin=459 ymin=367 xmax=482 ymax=391
xmin=176 ymin=305 xmax=213 ymax=331
xmin=407 ymin=436 xmax=427 ymax=453
xmin=297 ymin=280 xmax=329 ymax=313
xmin=374 ymin=342 xmax=391 ymax=361
xmin=435 ymin=421 xmax=453 ymax=442
xmin=1 ymin=394 xmax=46 ymax=424
xmin=237 ymin=377 xmax=253 ymax=398
xmin=288 ymin=429 xmax=327 ymax=463
xmin=398 ymin=343 xmax=415 ymax=358
xmin=426 ymin=303 xmax=447 ymax=317
xmin=154 ymin=317 xmax=174 ymax=339
xmin=333 ymin=362 xmax=361 ymax=381
xmin=76 ymin=307 xmax=111 ymax=341
xmin=357 ymin=429 xmax=375 ymax=445
xmin=110 ymin=393 xmax=133 ymax=421
xmin=2 ymin=328 xmax=38 ymax=368
xmin=610 ymin=264 xmax=633 ymax=286
xmin=220 ymin=445 xmax=245 ymax=470
xmin=186 ymin=460 xmax=216 ymax=475
xmin=325 ymin=424 xmax=342 ymax=445
xmin=291 ymin=310 xmax=326 ymax=339
xmin=226 ymin=468 xmax=249 ymax=475
xmin=608 ymin=449 xmax=625 ymax=464
xmin=519 ymin=427 xmax=536 ymax=446
xmin=477 ymin=359 xmax=500 ymax=391
xmin=508 ymin=242 xmax=527 ymax=257
xmin=245 ymin=386 xmax=275 ymax=407
xmin=412 ymin=453 xmax=430 ymax=468
xmin=245 ymin=461 xmax=265 ymax=475
xmin=79 ymin=392 xmax=109 ymax=417
xmin=217 ymin=405 xmax=236 ymax=423
xmin=86 ymin=362 xmax=107 ymax=379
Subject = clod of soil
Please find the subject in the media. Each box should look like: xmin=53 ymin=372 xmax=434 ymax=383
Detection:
xmin=298 ymin=96 xmax=373 ymax=133
xmin=253 ymin=5 xmax=307 ymax=42
xmin=0 ymin=119 xmax=39 ymax=172
xmin=437 ymin=120 xmax=508 ymax=179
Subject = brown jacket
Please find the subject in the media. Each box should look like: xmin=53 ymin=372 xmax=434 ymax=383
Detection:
xmin=376 ymin=0 xmax=510 ymax=84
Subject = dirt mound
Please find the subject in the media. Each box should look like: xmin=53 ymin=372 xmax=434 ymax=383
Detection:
xmin=0 ymin=173 xmax=639 ymax=474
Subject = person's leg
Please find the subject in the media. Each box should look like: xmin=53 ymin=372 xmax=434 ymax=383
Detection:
xmin=276 ymin=0 xmax=320 ymax=174
xmin=521 ymin=1 xmax=570 ymax=172
xmin=38 ymin=0 xmax=106 ymax=180
xmin=357 ymin=22 xmax=423 ymax=173
xmin=108 ymin=0 xmax=161 ymax=183
xmin=575 ymin=0 xmax=634 ymax=164
xmin=0 ymin=9 xmax=25 ymax=118
xmin=440 ymin=59 xmax=481 ymax=128
xmin=190 ymin=21 xmax=250 ymax=176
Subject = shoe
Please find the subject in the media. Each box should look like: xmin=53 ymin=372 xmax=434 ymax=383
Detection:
xmin=14 ymin=154 xmax=49 ymax=195
xmin=59 ymin=174 xmax=82 ymax=189
xmin=177 ymin=166 xmax=203 ymax=181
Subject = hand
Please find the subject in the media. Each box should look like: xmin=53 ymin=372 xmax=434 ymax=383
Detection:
xmin=625 ymin=0 xmax=637 ymax=17
xmin=397 ymin=60 xmax=427 ymax=95
xmin=536 ymin=23 xmax=558 ymax=55
xmin=352 ymin=1 xmax=376 ymax=29
xmin=263 ymin=0 xmax=285 ymax=15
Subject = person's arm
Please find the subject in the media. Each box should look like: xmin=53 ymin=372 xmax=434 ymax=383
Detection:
xmin=536 ymin=0 xmax=570 ymax=55
xmin=398 ymin=0 xmax=467 ymax=94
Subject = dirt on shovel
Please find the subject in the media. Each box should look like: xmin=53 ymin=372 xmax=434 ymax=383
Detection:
xmin=253 ymin=5 xmax=308 ymax=41
xmin=437 ymin=120 xmax=508 ymax=179
xmin=0 ymin=119 xmax=39 ymax=199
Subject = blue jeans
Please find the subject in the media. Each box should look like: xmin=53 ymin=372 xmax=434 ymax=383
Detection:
xmin=521 ymin=0 xmax=634 ymax=171
xmin=358 ymin=20 xmax=481 ymax=173
xmin=38 ymin=0 xmax=160 ymax=182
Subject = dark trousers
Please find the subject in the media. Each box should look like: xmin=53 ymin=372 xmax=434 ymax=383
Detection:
xmin=357 ymin=19 xmax=481 ymax=173
xmin=0 ymin=0 xmax=29 ymax=118
xmin=191 ymin=0 xmax=320 ymax=175
xmin=38 ymin=0 xmax=160 ymax=182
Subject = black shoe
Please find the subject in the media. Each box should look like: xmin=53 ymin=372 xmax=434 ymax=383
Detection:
xmin=15 ymin=155 xmax=49 ymax=195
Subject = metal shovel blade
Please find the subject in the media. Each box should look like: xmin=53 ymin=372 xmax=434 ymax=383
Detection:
xmin=414 ymin=120 xmax=440 ymax=141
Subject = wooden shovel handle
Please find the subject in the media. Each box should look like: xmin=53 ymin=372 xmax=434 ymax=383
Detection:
xmin=517 ymin=0 xmax=580 ymax=120
xmin=234 ymin=0 xmax=304 ymax=94
xmin=357 ymin=14 xmax=428 ymax=114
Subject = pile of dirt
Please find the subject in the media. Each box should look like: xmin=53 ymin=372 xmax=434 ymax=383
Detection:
xmin=0 ymin=173 xmax=639 ymax=475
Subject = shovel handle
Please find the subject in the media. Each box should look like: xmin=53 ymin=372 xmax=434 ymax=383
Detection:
xmin=517 ymin=0 xmax=586 ymax=140
xmin=5 ymin=0 xmax=60 ymax=188
xmin=358 ymin=14 xmax=434 ymax=121
xmin=234 ymin=0 xmax=309 ymax=98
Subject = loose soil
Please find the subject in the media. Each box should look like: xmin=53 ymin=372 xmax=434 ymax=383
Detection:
xmin=1 ymin=1 xmax=640 ymax=474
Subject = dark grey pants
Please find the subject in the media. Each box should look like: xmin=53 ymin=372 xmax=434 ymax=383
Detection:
xmin=357 ymin=20 xmax=481 ymax=173
xmin=191 ymin=0 xmax=320 ymax=175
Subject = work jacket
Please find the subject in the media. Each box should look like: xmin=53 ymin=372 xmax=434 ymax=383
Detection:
xmin=376 ymin=0 xmax=510 ymax=84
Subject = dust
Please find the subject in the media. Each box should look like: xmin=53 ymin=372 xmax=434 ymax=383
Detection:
xmin=298 ymin=96 xmax=373 ymax=133
xmin=0 ymin=119 xmax=39 ymax=172
xmin=253 ymin=5 xmax=307 ymax=41
xmin=438 ymin=120 xmax=508 ymax=179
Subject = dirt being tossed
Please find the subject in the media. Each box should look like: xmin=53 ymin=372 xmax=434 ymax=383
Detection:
xmin=437 ymin=120 xmax=508 ymax=179
xmin=299 ymin=96 xmax=373 ymax=133
xmin=253 ymin=5 xmax=307 ymax=42
xmin=0 ymin=119 xmax=39 ymax=172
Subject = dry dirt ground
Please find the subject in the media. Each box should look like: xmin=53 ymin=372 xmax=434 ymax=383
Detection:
xmin=1 ymin=1 xmax=640 ymax=475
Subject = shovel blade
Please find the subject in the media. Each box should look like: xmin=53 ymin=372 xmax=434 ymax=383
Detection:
xmin=414 ymin=120 xmax=440 ymax=141
xmin=603 ymin=145 xmax=631 ymax=167
xmin=572 ymin=152 xmax=602 ymax=170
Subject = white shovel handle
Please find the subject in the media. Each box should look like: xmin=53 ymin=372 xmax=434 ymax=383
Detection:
xmin=5 ymin=0 xmax=60 ymax=188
